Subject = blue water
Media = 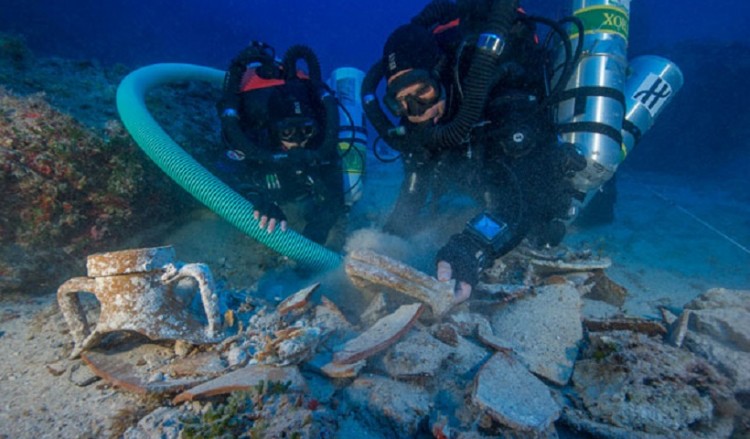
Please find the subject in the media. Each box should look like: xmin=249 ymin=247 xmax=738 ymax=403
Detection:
xmin=2 ymin=0 xmax=748 ymax=68
xmin=2 ymin=0 xmax=749 ymax=179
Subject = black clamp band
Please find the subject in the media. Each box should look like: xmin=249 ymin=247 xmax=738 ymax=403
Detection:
xmin=476 ymin=33 xmax=506 ymax=57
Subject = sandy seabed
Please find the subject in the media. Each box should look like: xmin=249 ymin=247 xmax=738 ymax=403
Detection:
xmin=1 ymin=163 xmax=748 ymax=438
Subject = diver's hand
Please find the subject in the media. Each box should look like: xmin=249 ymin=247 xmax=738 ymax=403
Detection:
xmin=436 ymin=234 xmax=486 ymax=304
xmin=246 ymin=192 xmax=288 ymax=234
xmin=253 ymin=210 xmax=288 ymax=234
xmin=436 ymin=261 xmax=473 ymax=304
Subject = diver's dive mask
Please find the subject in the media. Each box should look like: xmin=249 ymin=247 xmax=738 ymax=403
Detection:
xmin=275 ymin=117 xmax=319 ymax=148
xmin=384 ymin=69 xmax=443 ymax=118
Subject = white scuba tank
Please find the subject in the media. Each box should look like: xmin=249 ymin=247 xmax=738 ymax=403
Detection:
xmin=553 ymin=0 xmax=631 ymax=198
xmin=621 ymin=55 xmax=684 ymax=157
xmin=328 ymin=67 xmax=368 ymax=206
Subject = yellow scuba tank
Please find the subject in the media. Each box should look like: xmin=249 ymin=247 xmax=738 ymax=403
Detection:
xmin=328 ymin=67 xmax=367 ymax=206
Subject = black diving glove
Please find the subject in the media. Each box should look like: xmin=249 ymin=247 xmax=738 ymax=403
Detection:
xmin=436 ymin=233 xmax=487 ymax=288
xmin=245 ymin=191 xmax=287 ymax=230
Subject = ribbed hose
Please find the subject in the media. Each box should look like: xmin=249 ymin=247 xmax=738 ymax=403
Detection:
xmin=426 ymin=0 xmax=519 ymax=149
xmin=116 ymin=63 xmax=342 ymax=271
xmin=411 ymin=0 xmax=457 ymax=27
xmin=283 ymin=45 xmax=322 ymax=83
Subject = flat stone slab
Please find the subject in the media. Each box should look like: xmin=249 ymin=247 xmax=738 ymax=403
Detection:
xmin=489 ymin=284 xmax=582 ymax=385
xmin=472 ymin=353 xmax=560 ymax=432
xmin=346 ymin=375 xmax=431 ymax=437
xmin=333 ymin=303 xmax=423 ymax=365
xmin=383 ymin=326 xmax=454 ymax=378
xmin=681 ymin=288 xmax=750 ymax=392
xmin=311 ymin=296 xmax=355 ymax=340
xmin=172 ymin=364 xmax=306 ymax=404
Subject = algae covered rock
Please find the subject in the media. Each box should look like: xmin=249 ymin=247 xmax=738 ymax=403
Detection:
xmin=0 ymin=87 xmax=186 ymax=292
xmin=570 ymin=330 xmax=733 ymax=437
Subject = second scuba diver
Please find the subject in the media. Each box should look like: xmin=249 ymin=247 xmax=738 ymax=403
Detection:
xmin=216 ymin=41 xmax=346 ymax=246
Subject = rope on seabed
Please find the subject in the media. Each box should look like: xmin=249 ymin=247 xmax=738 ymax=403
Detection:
xmin=648 ymin=187 xmax=750 ymax=257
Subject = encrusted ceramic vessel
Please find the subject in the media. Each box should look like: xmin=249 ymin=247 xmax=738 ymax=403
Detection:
xmin=57 ymin=246 xmax=222 ymax=358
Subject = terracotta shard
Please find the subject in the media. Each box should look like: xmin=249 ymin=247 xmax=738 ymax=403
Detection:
xmin=159 ymin=351 xmax=228 ymax=378
xmin=81 ymin=347 xmax=208 ymax=395
xmin=667 ymin=310 xmax=692 ymax=347
xmin=172 ymin=364 xmax=307 ymax=404
xmin=476 ymin=325 xmax=514 ymax=354
xmin=321 ymin=359 xmax=366 ymax=379
xmin=583 ymin=318 xmax=667 ymax=337
xmin=584 ymin=270 xmax=628 ymax=307
xmin=333 ymin=303 xmax=423 ymax=365
xmin=530 ymin=257 xmax=612 ymax=275
xmin=278 ymin=283 xmax=319 ymax=315
xmin=345 ymin=250 xmax=455 ymax=317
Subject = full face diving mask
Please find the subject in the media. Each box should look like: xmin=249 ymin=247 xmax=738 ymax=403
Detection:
xmin=384 ymin=69 xmax=443 ymax=118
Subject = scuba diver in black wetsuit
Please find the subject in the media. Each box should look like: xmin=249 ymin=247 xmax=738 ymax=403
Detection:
xmin=216 ymin=41 xmax=346 ymax=246
xmin=362 ymin=0 xmax=587 ymax=300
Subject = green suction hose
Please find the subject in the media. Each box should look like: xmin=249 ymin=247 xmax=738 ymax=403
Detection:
xmin=116 ymin=63 xmax=342 ymax=271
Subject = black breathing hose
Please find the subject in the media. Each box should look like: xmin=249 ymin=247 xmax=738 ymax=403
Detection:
xmin=410 ymin=0 xmax=459 ymax=28
xmin=218 ymin=46 xmax=276 ymax=163
xmin=279 ymin=45 xmax=341 ymax=159
xmin=537 ymin=15 xmax=584 ymax=105
xmin=282 ymin=45 xmax=322 ymax=83
xmin=423 ymin=0 xmax=519 ymax=150
xmin=361 ymin=0 xmax=521 ymax=153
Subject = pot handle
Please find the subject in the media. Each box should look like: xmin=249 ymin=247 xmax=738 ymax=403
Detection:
xmin=161 ymin=263 xmax=221 ymax=338
xmin=57 ymin=277 xmax=97 ymax=351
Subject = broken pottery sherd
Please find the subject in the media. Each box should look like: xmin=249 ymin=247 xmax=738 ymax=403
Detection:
xmin=172 ymin=364 xmax=307 ymax=404
xmin=307 ymin=351 xmax=366 ymax=379
xmin=277 ymin=283 xmax=319 ymax=316
xmin=333 ymin=303 xmax=423 ymax=365
xmin=57 ymin=246 xmax=224 ymax=358
xmin=345 ymin=250 xmax=456 ymax=317
xmin=81 ymin=343 xmax=210 ymax=395
xmin=321 ymin=359 xmax=367 ymax=379
xmin=529 ymin=257 xmax=611 ymax=275
xmin=583 ymin=317 xmax=666 ymax=337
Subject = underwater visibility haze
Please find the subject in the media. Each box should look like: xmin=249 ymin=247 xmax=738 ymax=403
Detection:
xmin=1 ymin=0 xmax=750 ymax=437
